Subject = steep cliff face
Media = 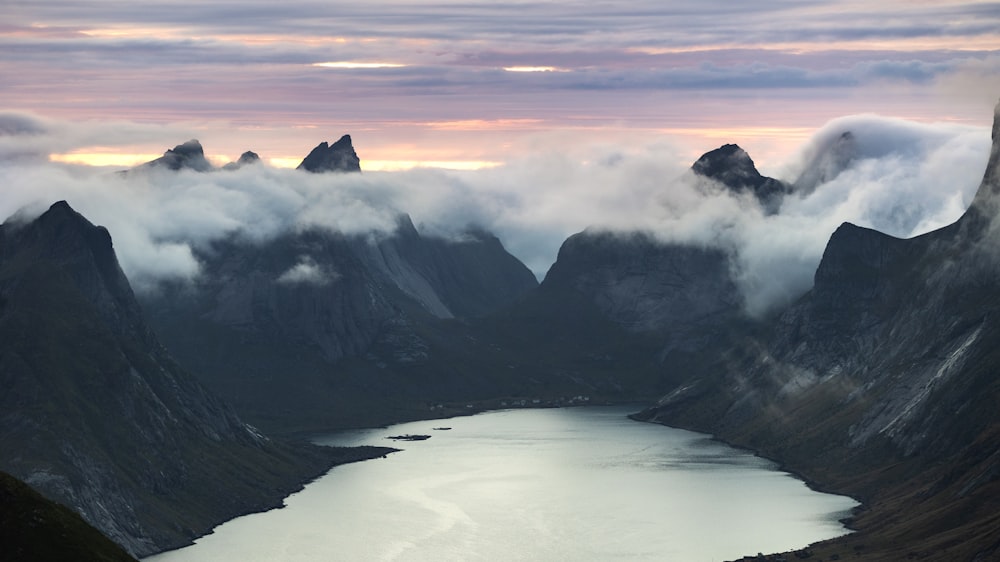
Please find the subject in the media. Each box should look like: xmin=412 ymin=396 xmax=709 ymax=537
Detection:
xmin=0 ymin=202 xmax=381 ymax=556
xmin=542 ymin=230 xmax=740 ymax=335
xmin=639 ymin=102 xmax=1000 ymax=561
xmin=535 ymin=143 xmax=782 ymax=341
xmin=140 ymin=214 xmax=538 ymax=432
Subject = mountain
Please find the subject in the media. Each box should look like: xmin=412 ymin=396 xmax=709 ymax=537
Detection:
xmin=536 ymin=143 xmax=784 ymax=338
xmin=221 ymin=150 xmax=260 ymax=170
xmin=297 ymin=134 xmax=362 ymax=173
xmin=140 ymin=214 xmax=539 ymax=432
xmin=137 ymin=139 xmax=214 ymax=172
xmin=469 ymin=145 xmax=785 ymax=403
xmin=0 ymin=201 xmax=391 ymax=556
xmin=0 ymin=470 xmax=137 ymax=562
xmin=691 ymin=143 xmax=792 ymax=213
xmin=130 ymin=134 xmax=360 ymax=174
xmin=635 ymin=102 xmax=1000 ymax=560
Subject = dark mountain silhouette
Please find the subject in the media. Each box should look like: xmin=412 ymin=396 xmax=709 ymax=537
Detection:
xmin=137 ymin=139 xmax=214 ymax=172
xmin=0 ymin=201 xmax=391 ymax=556
xmin=691 ymin=143 xmax=792 ymax=213
xmin=297 ymin=134 xmax=362 ymax=173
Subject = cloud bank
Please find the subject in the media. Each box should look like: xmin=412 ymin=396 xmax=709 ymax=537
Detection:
xmin=0 ymin=112 xmax=991 ymax=315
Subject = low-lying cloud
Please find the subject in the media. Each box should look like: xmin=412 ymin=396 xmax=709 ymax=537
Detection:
xmin=277 ymin=256 xmax=339 ymax=286
xmin=0 ymin=112 xmax=991 ymax=316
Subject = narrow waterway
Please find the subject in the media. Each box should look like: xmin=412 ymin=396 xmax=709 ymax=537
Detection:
xmin=147 ymin=406 xmax=857 ymax=561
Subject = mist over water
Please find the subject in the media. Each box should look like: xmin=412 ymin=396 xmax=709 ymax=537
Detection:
xmin=146 ymin=406 xmax=858 ymax=562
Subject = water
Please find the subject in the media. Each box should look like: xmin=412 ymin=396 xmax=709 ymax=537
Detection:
xmin=147 ymin=406 xmax=857 ymax=562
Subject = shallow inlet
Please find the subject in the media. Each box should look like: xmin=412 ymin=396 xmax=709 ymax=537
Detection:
xmin=146 ymin=406 xmax=857 ymax=562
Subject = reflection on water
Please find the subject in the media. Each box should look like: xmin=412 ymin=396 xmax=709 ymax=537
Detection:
xmin=146 ymin=406 xmax=857 ymax=562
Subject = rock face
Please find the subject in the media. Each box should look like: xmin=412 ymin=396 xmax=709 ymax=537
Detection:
xmin=129 ymin=134 xmax=361 ymax=174
xmin=542 ymin=230 xmax=740 ymax=335
xmin=0 ymin=201 xmax=376 ymax=556
xmin=140 ymin=214 xmax=539 ymax=432
xmin=638 ymin=102 xmax=1000 ymax=560
xmin=691 ymin=143 xmax=792 ymax=213
xmin=297 ymin=134 xmax=362 ymax=173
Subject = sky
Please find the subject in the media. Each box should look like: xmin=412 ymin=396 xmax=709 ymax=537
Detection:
xmin=2 ymin=0 xmax=999 ymax=170
xmin=1 ymin=1 xmax=999 ymax=316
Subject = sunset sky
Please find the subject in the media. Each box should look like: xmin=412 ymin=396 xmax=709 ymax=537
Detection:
xmin=4 ymin=0 xmax=999 ymax=172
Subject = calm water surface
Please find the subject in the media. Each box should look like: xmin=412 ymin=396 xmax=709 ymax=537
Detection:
xmin=147 ymin=406 xmax=857 ymax=562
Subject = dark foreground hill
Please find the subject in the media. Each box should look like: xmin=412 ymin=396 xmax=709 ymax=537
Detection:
xmin=636 ymin=102 xmax=1000 ymax=560
xmin=0 ymin=201 xmax=391 ymax=556
xmin=0 ymin=470 xmax=137 ymax=562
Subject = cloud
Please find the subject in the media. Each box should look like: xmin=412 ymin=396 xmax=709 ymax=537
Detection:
xmin=0 ymin=110 xmax=193 ymax=163
xmin=934 ymin=55 xmax=1000 ymax=109
xmin=723 ymin=116 xmax=990 ymax=315
xmin=277 ymin=256 xmax=338 ymax=286
xmin=0 ymin=112 xmax=991 ymax=318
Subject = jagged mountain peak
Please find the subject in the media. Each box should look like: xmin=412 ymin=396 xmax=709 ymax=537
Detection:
xmin=141 ymin=139 xmax=214 ymax=172
xmin=692 ymin=143 xmax=758 ymax=181
xmin=169 ymin=139 xmax=204 ymax=157
xmin=297 ymin=134 xmax=362 ymax=173
xmin=691 ymin=143 xmax=791 ymax=214
xmin=222 ymin=150 xmax=260 ymax=170
xmin=9 ymin=200 xmax=156 ymax=353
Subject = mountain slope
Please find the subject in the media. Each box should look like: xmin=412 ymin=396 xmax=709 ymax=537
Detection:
xmin=0 ymin=470 xmax=138 ymax=562
xmin=637 ymin=102 xmax=1000 ymax=561
xmin=140 ymin=214 xmax=539 ymax=432
xmin=0 ymin=201 xmax=390 ymax=556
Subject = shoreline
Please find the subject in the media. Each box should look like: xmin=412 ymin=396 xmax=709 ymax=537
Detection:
xmin=627 ymin=410 xmax=867 ymax=561
xmin=141 ymin=444 xmax=398 ymax=560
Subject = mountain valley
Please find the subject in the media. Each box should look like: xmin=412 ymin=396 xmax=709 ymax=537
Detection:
xmin=2 ymin=103 xmax=999 ymax=560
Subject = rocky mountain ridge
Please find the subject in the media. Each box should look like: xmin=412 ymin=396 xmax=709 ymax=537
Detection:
xmin=131 ymin=133 xmax=361 ymax=173
xmin=297 ymin=134 xmax=362 ymax=173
